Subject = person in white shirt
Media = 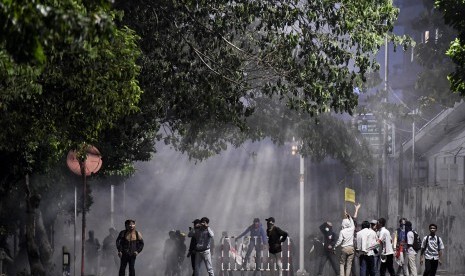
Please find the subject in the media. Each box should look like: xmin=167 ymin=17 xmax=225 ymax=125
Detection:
xmin=335 ymin=203 xmax=361 ymax=276
xmin=405 ymin=221 xmax=417 ymax=276
xmin=370 ymin=220 xmax=380 ymax=276
xmin=357 ymin=221 xmax=378 ymax=276
xmin=377 ymin=218 xmax=395 ymax=276
xmin=420 ymin=224 xmax=444 ymax=276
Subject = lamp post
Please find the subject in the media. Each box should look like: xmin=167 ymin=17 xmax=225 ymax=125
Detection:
xmin=292 ymin=139 xmax=308 ymax=276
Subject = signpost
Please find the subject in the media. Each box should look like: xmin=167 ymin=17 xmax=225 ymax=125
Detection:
xmin=67 ymin=145 xmax=102 ymax=276
xmin=357 ymin=113 xmax=395 ymax=156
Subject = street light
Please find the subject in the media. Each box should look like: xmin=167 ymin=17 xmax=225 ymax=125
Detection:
xmin=292 ymin=138 xmax=308 ymax=276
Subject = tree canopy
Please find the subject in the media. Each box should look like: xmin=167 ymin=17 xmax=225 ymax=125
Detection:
xmin=0 ymin=0 xmax=142 ymax=183
xmin=114 ymin=0 xmax=410 ymax=165
xmin=0 ymin=0 xmax=414 ymax=184
xmin=435 ymin=0 xmax=465 ymax=96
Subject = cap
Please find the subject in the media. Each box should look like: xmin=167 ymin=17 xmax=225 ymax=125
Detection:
xmin=192 ymin=219 xmax=201 ymax=224
xmin=370 ymin=219 xmax=378 ymax=225
xmin=253 ymin=218 xmax=260 ymax=223
xmin=265 ymin=217 xmax=275 ymax=223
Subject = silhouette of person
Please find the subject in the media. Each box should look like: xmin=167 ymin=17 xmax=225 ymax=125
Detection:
xmin=306 ymin=234 xmax=324 ymax=274
xmin=188 ymin=219 xmax=201 ymax=276
xmin=101 ymin=227 xmax=118 ymax=275
xmin=85 ymin=230 xmax=100 ymax=275
xmin=176 ymin=230 xmax=187 ymax=276
xmin=165 ymin=230 xmax=180 ymax=276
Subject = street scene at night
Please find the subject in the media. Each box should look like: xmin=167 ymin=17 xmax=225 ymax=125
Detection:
xmin=1 ymin=1 xmax=465 ymax=276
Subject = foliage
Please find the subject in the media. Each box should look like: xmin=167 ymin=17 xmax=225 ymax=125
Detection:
xmin=163 ymin=94 xmax=374 ymax=176
xmin=246 ymin=97 xmax=374 ymax=176
xmin=410 ymin=0 xmax=461 ymax=111
xmin=435 ymin=0 xmax=465 ymax=96
xmin=0 ymin=0 xmax=413 ymax=195
xmin=0 ymin=3 xmax=142 ymax=267
xmin=114 ymin=0 xmax=410 ymax=165
xmin=0 ymin=0 xmax=142 ymax=181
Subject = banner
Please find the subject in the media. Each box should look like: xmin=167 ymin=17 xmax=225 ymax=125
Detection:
xmin=344 ymin=187 xmax=355 ymax=203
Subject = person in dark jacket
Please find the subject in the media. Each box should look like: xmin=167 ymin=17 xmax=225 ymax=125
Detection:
xmin=85 ymin=230 xmax=100 ymax=275
xmin=164 ymin=230 xmax=180 ymax=276
xmin=188 ymin=217 xmax=215 ymax=276
xmin=236 ymin=217 xmax=268 ymax=273
xmin=317 ymin=221 xmax=339 ymax=276
xmin=101 ymin=227 xmax=119 ymax=275
xmin=116 ymin=219 xmax=144 ymax=276
xmin=265 ymin=217 xmax=288 ymax=276
xmin=188 ymin=219 xmax=201 ymax=276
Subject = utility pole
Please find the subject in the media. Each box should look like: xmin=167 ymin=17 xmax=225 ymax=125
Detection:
xmin=398 ymin=143 xmax=404 ymax=216
xmin=297 ymin=154 xmax=307 ymax=276
xmin=380 ymin=34 xmax=389 ymax=218
xmin=411 ymin=116 xmax=415 ymax=184
xmin=292 ymin=138 xmax=308 ymax=276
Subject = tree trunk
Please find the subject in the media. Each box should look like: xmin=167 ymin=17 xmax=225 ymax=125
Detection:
xmin=35 ymin=209 xmax=52 ymax=269
xmin=24 ymin=175 xmax=45 ymax=276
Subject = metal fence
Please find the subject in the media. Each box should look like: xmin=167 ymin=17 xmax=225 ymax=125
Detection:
xmin=217 ymin=236 xmax=293 ymax=275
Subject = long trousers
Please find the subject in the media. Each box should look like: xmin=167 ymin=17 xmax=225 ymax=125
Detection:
xmin=243 ymin=240 xmax=262 ymax=270
xmin=423 ymin=259 xmax=439 ymax=276
xmin=339 ymin=246 xmax=355 ymax=276
xmin=119 ymin=254 xmax=136 ymax=276
xmin=380 ymin=254 xmax=395 ymax=276
xmin=317 ymin=251 xmax=339 ymax=275
xmin=406 ymin=253 xmax=417 ymax=276
xmin=191 ymin=254 xmax=195 ymax=276
xmin=359 ymin=255 xmax=376 ymax=276
xmin=194 ymin=249 xmax=214 ymax=276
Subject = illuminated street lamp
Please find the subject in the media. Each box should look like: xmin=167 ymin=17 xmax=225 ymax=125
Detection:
xmin=292 ymin=138 xmax=308 ymax=276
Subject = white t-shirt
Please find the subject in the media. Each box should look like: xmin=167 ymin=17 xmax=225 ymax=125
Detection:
xmin=378 ymin=227 xmax=394 ymax=255
xmin=406 ymin=231 xmax=416 ymax=255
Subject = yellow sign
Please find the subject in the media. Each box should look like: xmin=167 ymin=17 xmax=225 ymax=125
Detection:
xmin=344 ymin=187 xmax=355 ymax=203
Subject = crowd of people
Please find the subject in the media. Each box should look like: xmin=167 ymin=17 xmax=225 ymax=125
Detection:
xmin=309 ymin=203 xmax=445 ymax=276
xmin=81 ymin=209 xmax=443 ymax=276
xmin=163 ymin=216 xmax=289 ymax=276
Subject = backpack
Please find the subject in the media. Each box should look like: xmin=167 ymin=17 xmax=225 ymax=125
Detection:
xmin=412 ymin=231 xmax=422 ymax=252
xmin=424 ymin=235 xmax=442 ymax=251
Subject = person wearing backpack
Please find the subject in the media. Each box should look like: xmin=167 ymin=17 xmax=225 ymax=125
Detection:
xmin=420 ymin=224 xmax=444 ymax=276
xmin=405 ymin=221 xmax=417 ymax=276
xmin=116 ymin=219 xmax=144 ymax=276
xmin=394 ymin=218 xmax=408 ymax=276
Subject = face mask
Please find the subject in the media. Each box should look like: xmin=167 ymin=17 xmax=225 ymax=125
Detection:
xmin=325 ymin=227 xmax=329 ymax=232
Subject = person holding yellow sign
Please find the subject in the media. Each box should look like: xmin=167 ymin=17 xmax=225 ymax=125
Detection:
xmin=335 ymin=203 xmax=361 ymax=276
